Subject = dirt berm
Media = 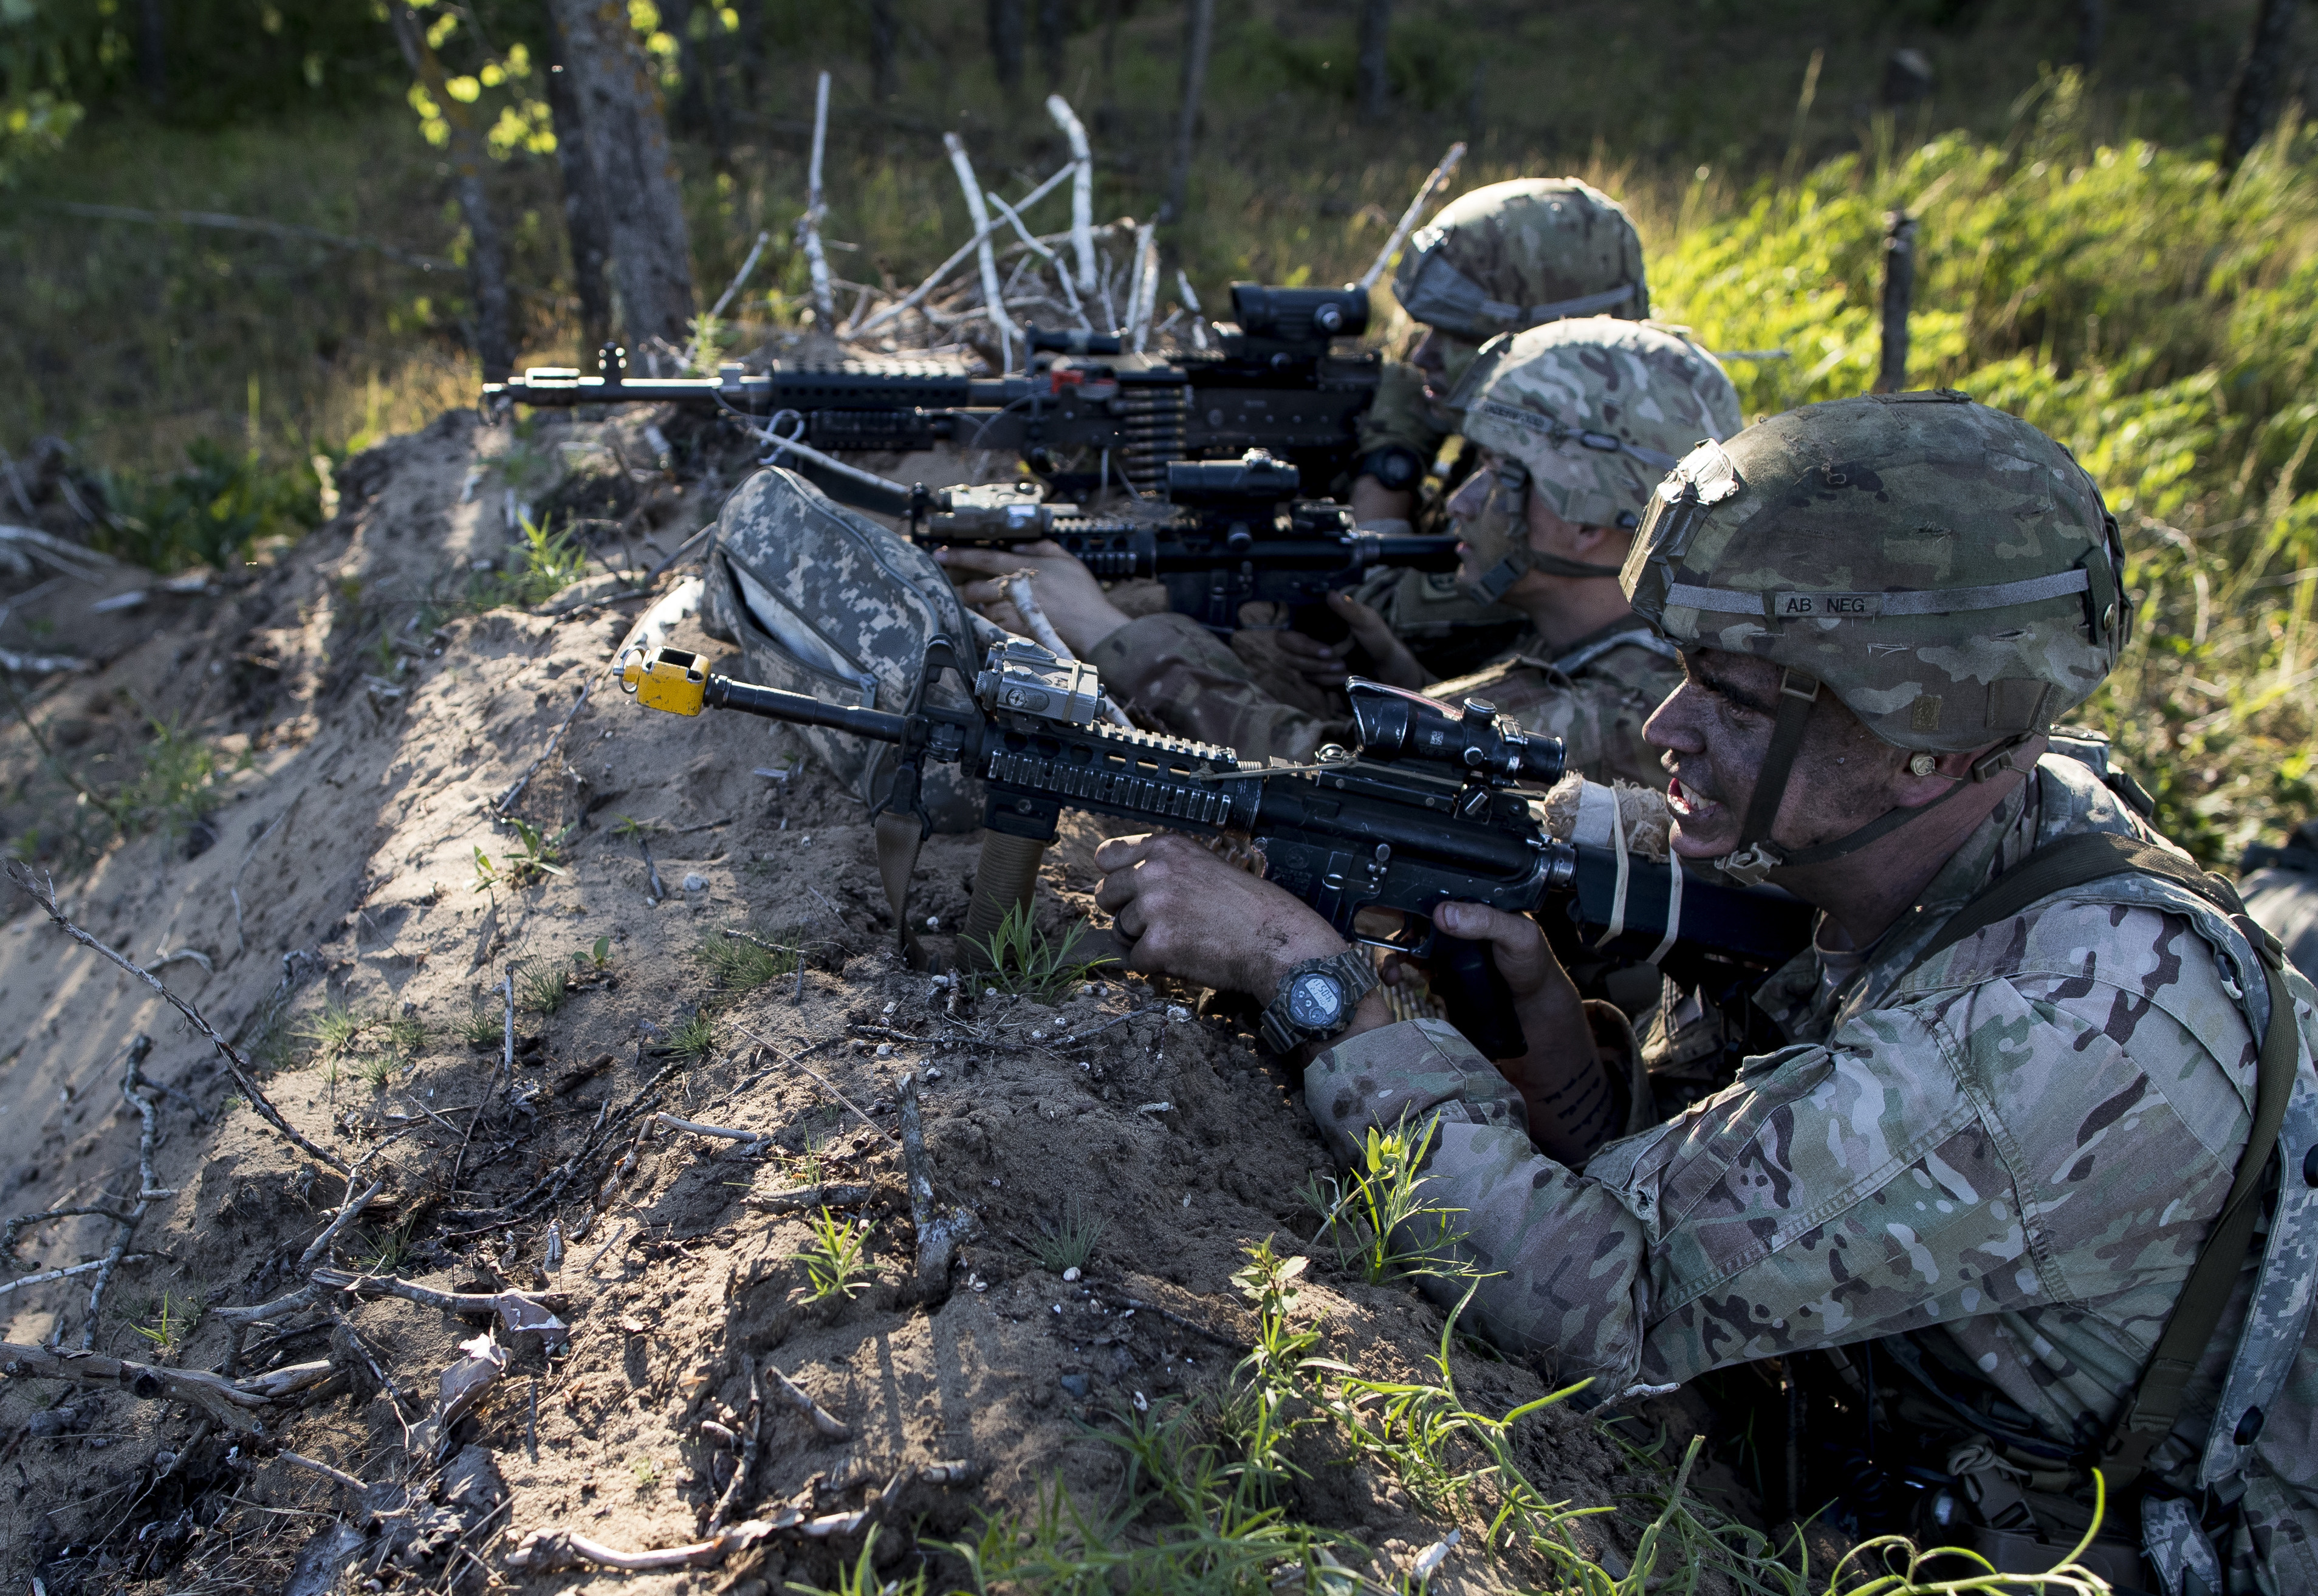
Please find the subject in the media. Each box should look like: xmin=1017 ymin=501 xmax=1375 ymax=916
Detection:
xmin=0 ymin=407 xmax=1724 ymax=1595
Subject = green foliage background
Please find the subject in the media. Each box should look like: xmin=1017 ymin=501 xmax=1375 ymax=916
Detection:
xmin=1 ymin=1 xmax=2314 ymax=861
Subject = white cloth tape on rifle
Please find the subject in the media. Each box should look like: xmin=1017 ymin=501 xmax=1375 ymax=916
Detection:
xmin=1594 ymin=790 xmax=1630 ymax=952
xmin=1647 ymin=857 xmax=1682 ymax=968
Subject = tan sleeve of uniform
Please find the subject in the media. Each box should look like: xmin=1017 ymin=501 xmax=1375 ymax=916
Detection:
xmin=1084 ymin=611 xmax=1348 ymax=761
xmin=1356 ymin=361 xmax=1450 ymax=459
xmin=1427 ymin=649 xmax=1682 ymax=790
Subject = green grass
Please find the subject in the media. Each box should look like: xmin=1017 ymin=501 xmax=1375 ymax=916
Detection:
xmin=1300 ymin=1114 xmax=1467 ymax=1286
xmin=695 ymin=928 xmax=800 ymax=990
xmin=517 ymin=961 xmax=570 ymax=1016
xmin=787 ymin=1206 xmax=874 ymax=1303
xmin=129 ymin=1289 xmax=204 ymax=1359
xmin=669 ymin=1011 xmax=716 ymax=1062
xmin=462 ymin=514 xmax=590 ymax=612
xmin=964 ymin=902 xmax=1116 ymax=1004
xmin=1029 ymin=1196 xmax=1106 ymax=1276
xmin=350 ymin=1214 xmax=417 ymax=1275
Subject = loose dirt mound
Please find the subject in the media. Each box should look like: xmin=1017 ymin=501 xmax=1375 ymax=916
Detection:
xmin=0 ymin=409 xmax=1696 ymax=1595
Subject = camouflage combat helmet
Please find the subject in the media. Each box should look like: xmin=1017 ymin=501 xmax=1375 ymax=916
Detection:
xmin=1445 ymin=318 xmax=1740 ymax=601
xmin=1622 ymin=389 xmax=2127 ymax=879
xmin=1393 ymin=179 xmax=1650 ymax=343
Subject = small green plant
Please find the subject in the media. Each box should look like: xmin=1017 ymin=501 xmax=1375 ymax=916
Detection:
xmin=471 ymin=845 xmax=499 ymax=894
xmin=787 ymin=1206 xmax=873 ymax=1301
xmin=582 ymin=934 xmax=612 ymax=970
xmin=356 ymin=1052 xmax=397 ymax=1092
xmin=629 ymin=1456 xmax=660 ymax=1492
xmin=695 ymin=928 xmax=797 ymax=990
xmin=518 ymin=961 xmax=569 ymax=1015
xmin=611 ymin=813 xmax=656 ymax=840
xmin=298 ymin=998 xmax=364 ymax=1060
xmin=500 ymin=817 xmax=572 ymax=886
xmin=117 ymin=709 xmax=228 ymax=838
xmin=351 ymin=1215 xmax=418 ymax=1274
xmin=1300 ymin=1112 xmax=1468 ymax=1285
xmin=1030 ymin=1196 xmax=1105 ymax=1275
xmin=794 ymin=1528 xmax=925 ymax=1596
xmin=964 ymin=901 xmax=1114 ymax=1002
xmin=130 ymin=1289 xmax=205 ymax=1358
xmin=670 ymin=1010 xmax=715 ymax=1061
xmin=465 ymin=514 xmax=590 ymax=611
xmin=458 ymin=1006 xmax=501 ymax=1046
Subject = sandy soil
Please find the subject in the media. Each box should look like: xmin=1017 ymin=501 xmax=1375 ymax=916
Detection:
xmin=0 ymin=408 xmax=1685 ymax=1595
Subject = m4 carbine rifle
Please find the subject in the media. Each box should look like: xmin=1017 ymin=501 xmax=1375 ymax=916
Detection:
xmin=484 ymin=284 xmax=1382 ymax=501
xmin=620 ymin=637 xmax=1811 ymax=1058
xmin=909 ymin=449 xmax=1459 ymax=633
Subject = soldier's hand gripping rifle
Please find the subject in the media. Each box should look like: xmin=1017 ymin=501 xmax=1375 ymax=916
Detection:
xmin=621 ymin=637 xmax=1812 ymax=1058
xmin=910 ymin=449 xmax=1459 ymax=633
xmin=484 ymin=284 xmax=1383 ymax=502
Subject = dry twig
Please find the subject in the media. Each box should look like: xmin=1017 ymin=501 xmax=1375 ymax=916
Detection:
xmin=767 ymin=1362 xmax=850 ymax=1439
xmin=0 ymin=1341 xmax=266 ymax=1434
xmin=5 ymin=864 xmax=346 ymax=1173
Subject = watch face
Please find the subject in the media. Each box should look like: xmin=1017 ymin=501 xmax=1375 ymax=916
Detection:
xmin=1286 ymin=971 xmax=1346 ymax=1029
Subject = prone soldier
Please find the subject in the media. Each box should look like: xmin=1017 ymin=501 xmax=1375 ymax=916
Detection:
xmin=1089 ymin=392 xmax=2318 ymax=1590
xmin=934 ymin=316 xmax=1737 ymax=789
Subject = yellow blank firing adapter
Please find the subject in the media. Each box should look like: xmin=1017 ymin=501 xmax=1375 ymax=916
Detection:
xmin=620 ymin=646 xmax=708 ymax=716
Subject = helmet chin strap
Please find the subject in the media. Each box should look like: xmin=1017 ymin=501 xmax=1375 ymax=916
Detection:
xmin=1471 ymin=545 xmax=1625 ymax=601
xmin=1712 ymin=669 xmax=2029 ymax=886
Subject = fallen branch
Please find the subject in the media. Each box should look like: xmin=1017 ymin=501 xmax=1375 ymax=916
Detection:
xmin=745 ymin=1182 xmax=873 ymax=1214
xmin=312 ymin=1267 xmax=569 ymax=1335
xmin=897 ymin=1072 xmax=978 ymax=1293
xmin=0 ymin=648 xmax=92 ymax=675
xmin=1046 ymin=94 xmax=1097 ymax=298
xmin=1355 ymin=141 xmax=1467 ymax=293
xmin=653 ymin=1112 xmax=767 ymax=1149
xmin=0 ymin=522 xmax=110 ymax=580
xmin=0 ymin=1341 xmax=266 ymax=1434
xmin=849 ymin=161 xmax=1074 ymax=341
xmin=1 ymin=1204 xmax=137 ymax=1264
xmin=237 ymin=1358 xmax=339 ymax=1400
xmin=507 ymin=1520 xmax=777 ymax=1574
xmin=767 ymin=1362 xmax=850 ymax=1439
xmin=297 ymin=1179 xmax=385 ymax=1272
xmin=79 ymin=1035 xmax=176 ymax=1348
xmin=4 ymin=865 xmax=346 ymax=1174
xmin=705 ymin=1359 xmax=763 ymax=1533
xmin=213 ymin=1284 xmax=320 ymax=1327
xmin=493 ymin=680 xmax=591 ymax=814
xmin=0 ymin=1255 xmax=154 ymax=1301
xmin=276 ymin=1449 xmax=368 ymax=1493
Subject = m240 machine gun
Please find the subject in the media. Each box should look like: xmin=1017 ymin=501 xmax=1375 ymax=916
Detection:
xmin=909 ymin=449 xmax=1459 ymax=633
xmin=483 ymin=284 xmax=1384 ymax=500
xmin=620 ymin=636 xmax=1812 ymax=1058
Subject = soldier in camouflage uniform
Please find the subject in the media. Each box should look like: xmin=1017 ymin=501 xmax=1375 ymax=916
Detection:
xmin=1091 ymin=393 xmax=2318 ymax=1592
xmin=2243 ymin=821 xmax=2318 ymax=984
xmin=936 ymin=318 xmax=1738 ymax=787
xmin=1347 ymin=177 xmax=1654 ymax=678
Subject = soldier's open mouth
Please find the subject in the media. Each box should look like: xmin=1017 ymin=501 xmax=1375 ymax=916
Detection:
xmin=1665 ymin=775 xmax=1720 ymax=823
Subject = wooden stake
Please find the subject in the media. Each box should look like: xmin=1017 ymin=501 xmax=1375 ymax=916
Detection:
xmin=1874 ymin=210 xmax=1916 ymax=395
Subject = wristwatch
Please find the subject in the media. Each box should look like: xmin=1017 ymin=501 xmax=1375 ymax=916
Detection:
xmin=1258 ymin=950 xmax=1379 ymax=1054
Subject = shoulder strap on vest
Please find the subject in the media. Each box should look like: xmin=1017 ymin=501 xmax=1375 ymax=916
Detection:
xmin=1894 ymin=830 xmax=2299 ymax=1488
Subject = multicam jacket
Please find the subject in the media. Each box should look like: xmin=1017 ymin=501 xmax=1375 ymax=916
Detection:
xmin=1303 ymin=755 xmax=2318 ymax=1592
xmin=1085 ymin=613 xmax=1682 ymax=786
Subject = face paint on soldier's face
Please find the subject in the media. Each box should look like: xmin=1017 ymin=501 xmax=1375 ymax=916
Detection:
xmin=1647 ymin=647 xmax=1913 ymax=863
xmin=1449 ymin=455 xmax=1532 ymax=591
xmin=1411 ymin=329 xmax=1483 ymax=403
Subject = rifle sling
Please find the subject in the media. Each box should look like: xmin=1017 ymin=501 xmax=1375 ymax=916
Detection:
xmin=1894 ymin=829 xmax=2299 ymax=1488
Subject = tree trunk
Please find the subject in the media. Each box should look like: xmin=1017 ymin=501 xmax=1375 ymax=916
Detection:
xmin=1165 ymin=0 xmax=1215 ymax=225
xmin=545 ymin=10 xmax=614 ymax=360
xmin=988 ymin=0 xmax=1026 ymax=92
xmin=548 ymin=0 xmax=699 ymax=363
xmin=2223 ymin=0 xmax=2300 ymax=176
xmin=1356 ymin=0 xmax=1390 ymax=125
xmin=1038 ymin=0 xmax=1069 ymax=87
xmin=870 ymin=0 xmax=898 ymax=100
xmin=137 ymin=0 xmax=166 ymax=109
xmin=386 ymin=4 xmax=513 ymax=382
xmin=735 ymin=0 xmax=766 ymax=108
